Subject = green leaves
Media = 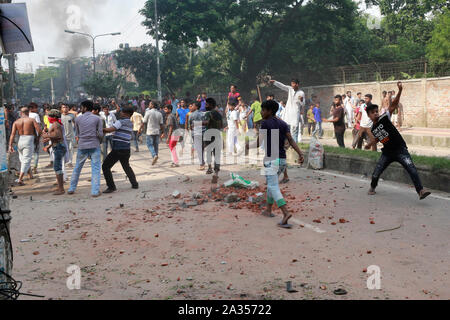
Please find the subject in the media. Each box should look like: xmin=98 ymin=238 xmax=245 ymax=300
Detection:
xmin=82 ymin=72 xmax=122 ymax=98
xmin=427 ymin=8 xmax=450 ymax=64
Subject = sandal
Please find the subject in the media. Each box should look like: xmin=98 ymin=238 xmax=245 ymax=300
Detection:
xmin=15 ymin=179 xmax=25 ymax=186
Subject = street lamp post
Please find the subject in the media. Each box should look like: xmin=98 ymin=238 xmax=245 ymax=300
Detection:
xmin=64 ymin=30 xmax=121 ymax=74
xmin=155 ymin=0 xmax=162 ymax=103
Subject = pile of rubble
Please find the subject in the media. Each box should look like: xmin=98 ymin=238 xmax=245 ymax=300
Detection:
xmin=169 ymin=186 xmax=268 ymax=213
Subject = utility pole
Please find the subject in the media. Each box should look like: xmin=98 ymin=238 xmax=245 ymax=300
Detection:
xmin=65 ymin=62 xmax=71 ymax=101
xmin=155 ymin=0 xmax=162 ymax=103
xmin=0 ymin=0 xmax=13 ymax=300
xmin=50 ymin=77 xmax=55 ymax=104
xmin=92 ymin=39 xmax=96 ymax=74
xmin=49 ymin=57 xmax=75 ymax=102
xmin=6 ymin=54 xmax=16 ymax=105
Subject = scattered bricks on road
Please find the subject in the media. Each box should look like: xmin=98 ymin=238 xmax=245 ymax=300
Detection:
xmin=224 ymin=193 xmax=239 ymax=203
xmin=192 ymin=192 xmax=202 ymax=199
xmin=172 ymin=190 xmax=181 ymax=199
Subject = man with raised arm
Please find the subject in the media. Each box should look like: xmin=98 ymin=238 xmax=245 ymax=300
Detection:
xmin=269 ymin=79 xmax=306 ymax=143
xmin=365 ymin=82 xmax=431 ymax=200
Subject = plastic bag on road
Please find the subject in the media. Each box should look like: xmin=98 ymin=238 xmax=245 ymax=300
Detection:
xmin=224 ymin=173 xmax=259 ymax=189
xmin=308 ymin=134 xmax=324 ymax=170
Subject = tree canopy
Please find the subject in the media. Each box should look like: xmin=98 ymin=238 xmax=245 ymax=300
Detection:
xmin=11 ymin=0 xmax=450 ymax=100
xmin=427 ymin=8 xmax=450 ymax=64
xmin=140 ymin=0 xmax=365 ymax=93
xmin=82 ymin=72 xmax=122 ymax=98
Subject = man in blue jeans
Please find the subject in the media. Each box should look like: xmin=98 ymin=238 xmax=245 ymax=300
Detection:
xmin=142 ymin=101 xmax=164 ymax=165
xmin=68 ymin=100 xmax=104 ymax=197
xmin=43 ymin=109 xmax=67 ymax=195
xmin=312 ymin=101 xmax=323 ymax=138
xmin=259 ymin=100 xmax=305 ymax=229
xmin=365 ymin=82 xmax=431 ymax=200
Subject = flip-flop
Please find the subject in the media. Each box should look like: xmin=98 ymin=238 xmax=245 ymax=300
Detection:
xmin=280 ymin=178 xmax=290 ymax=184
xmin=333 ymin=288 xmax=348 ymax=295
xmin=15 ymin=179 xmax=25 ymax=186
xmin=420 ymin=191 xmax=431 ymax=200
xmin=262 ymin=212 xmax=275 ymax=218
xmin=286 ymin=281 xmax=298 ymax=293
xmin=278 ymin=223 xmax=293 ymax=229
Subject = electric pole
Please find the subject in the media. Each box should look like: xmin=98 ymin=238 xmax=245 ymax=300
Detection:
xmin=0 ymin=0 xmax=13 ymax=300
xmin=50 ymin=77 xmax=55 ymax=104
xmin=6 ymin=54 xmax=17 ymax=106
xmin=155 ymin=0 xmax=162 ymax=103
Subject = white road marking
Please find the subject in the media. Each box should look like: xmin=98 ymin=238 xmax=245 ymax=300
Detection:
xmin=312 ymin=170 xmax=450 ymax=202
xmin=290 ymin=218 xmax=326 ymax=234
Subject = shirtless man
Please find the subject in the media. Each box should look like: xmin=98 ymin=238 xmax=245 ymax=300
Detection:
xmin=381 ymin=91 xmax=392 ymax=115
xmin=42 ymin=109 xmax=67 ymax=195
xmin=9 ymin=107 xmax=42 ymax=186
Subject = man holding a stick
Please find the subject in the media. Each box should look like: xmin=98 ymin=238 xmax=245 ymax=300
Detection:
xmin=269 ymin=79 xmax=306 ymax=143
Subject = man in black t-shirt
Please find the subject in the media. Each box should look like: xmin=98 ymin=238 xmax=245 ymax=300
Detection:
xmin=322 ymin=95 xmax=346 ymax=148
xmin=260 ymin=100 xmax=304 ymax=229
xmin=203 ymin=98 xmax=223 ymax=184
xmin=365 ymin=82 xmax=431 ymax=200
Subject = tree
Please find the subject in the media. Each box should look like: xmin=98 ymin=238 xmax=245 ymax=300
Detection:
xmin=365 ymin=0 xmax=448 ymax=46
xmin=115 ymin=44 xmax=157 ymax=92
xmin=140 ymin=0 xmax=363 ymax=94
xmin=427 ymin=8 xmax=450 ymax=64
xmin=32 ymin=66 xmax=65 ymax=101
xmin=15 ymin=73 xmax=35 ymax=104
xmin=82 ymin=72 xmax=122 ymax=98
xmin=115 ymin=43 xmax=192 ymax=95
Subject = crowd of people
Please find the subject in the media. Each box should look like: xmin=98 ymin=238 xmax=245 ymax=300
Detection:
xmin=5 ymin=79 xmax=429 ymax=229
xmin=324 ymin=89 xmax=404 ymax=150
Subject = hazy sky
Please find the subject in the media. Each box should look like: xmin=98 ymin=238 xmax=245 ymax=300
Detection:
xmin=11 ymin=0 xmax=150 ymax=72
xmin=8 ymin=0 xmax=379 ymax=73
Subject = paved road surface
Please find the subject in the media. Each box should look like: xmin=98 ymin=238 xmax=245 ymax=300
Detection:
xmin=9 ymin=144 xmax=449 ymax=300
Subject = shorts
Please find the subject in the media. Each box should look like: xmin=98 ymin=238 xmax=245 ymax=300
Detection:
xmin=53 ymin=143 xmax=67 ymax=174
xmin=254 ymin=120 xmax=262 ymax=132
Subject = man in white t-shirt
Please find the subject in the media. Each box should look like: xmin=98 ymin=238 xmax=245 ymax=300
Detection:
xmin=344 ymin=91 xmax=355 ymax=128
xmin=225 ymin=102 xmax=241 ymax=155
xmin=28 ymin=103 xmax=42 ymax=173
xmin=270 ymin=78 xmax=306 ymax=143
xmin=358 ymin=94 xmax=377 ymax=151
xmin=101 ymin=106 xmax=117 ymax=161
xmin=142 ymin=102 xmax=164 ymax=165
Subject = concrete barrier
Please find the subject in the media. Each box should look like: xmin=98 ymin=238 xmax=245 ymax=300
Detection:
xmin=286 ymin=149 xmax=450 ymax=193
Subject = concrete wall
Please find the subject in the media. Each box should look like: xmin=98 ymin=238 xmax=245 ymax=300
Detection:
xmin=299 ymin=76 xmax=450 ymax=129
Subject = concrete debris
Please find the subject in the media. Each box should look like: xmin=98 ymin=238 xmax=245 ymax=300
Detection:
xmin=172 ymin=190 xmax=181 ymax=199
xmin=224 ymin=193 xmax=239 ymax=203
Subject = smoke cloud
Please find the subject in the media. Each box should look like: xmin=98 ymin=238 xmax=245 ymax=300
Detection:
xmin=29 ymin=0 xmax=107 ymax=58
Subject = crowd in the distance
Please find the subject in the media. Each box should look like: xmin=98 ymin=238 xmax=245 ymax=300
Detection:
xmin=4 ymin=83 xmax=405 ymax=197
